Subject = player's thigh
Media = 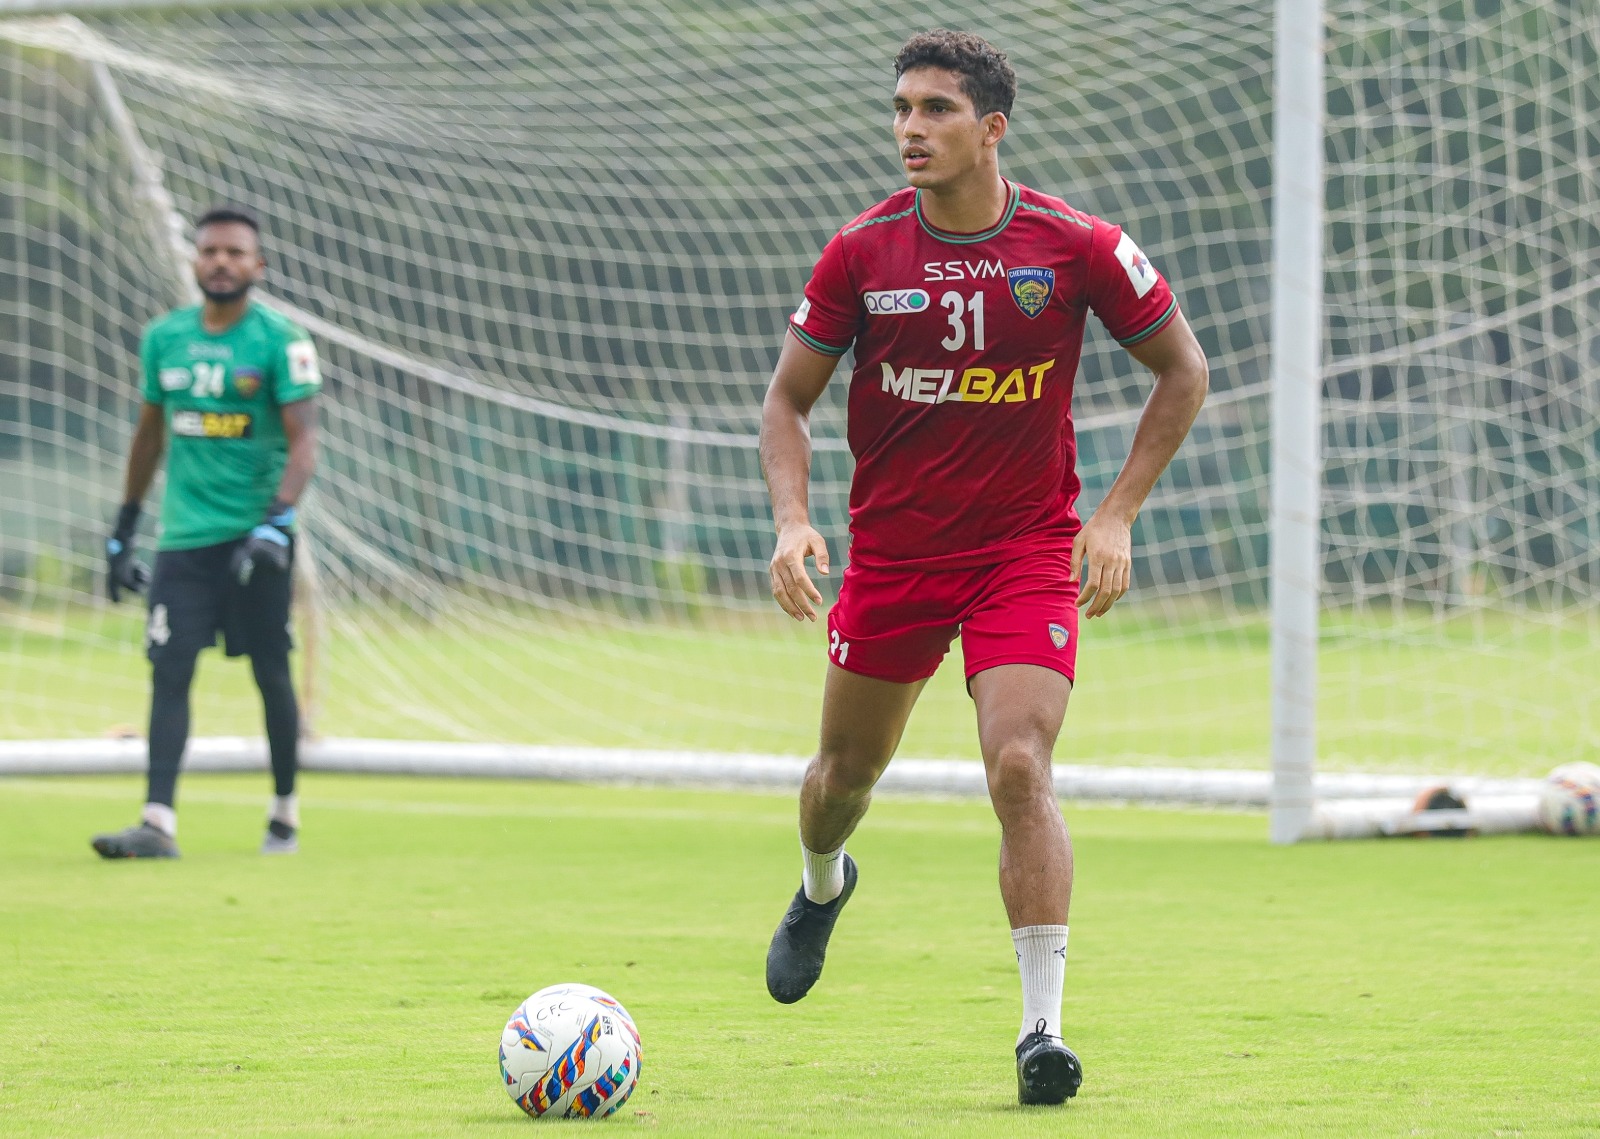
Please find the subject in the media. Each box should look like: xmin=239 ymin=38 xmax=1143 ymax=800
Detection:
xmin=223 ymin=537 xmax=295 ymax=659
xmin=817 ymin=662 xmax=928 ymax=779
xmin=145 ymin=546 xmax=230 ymax=665
xmin=969 ymin=664 xmax=1072 ymax=767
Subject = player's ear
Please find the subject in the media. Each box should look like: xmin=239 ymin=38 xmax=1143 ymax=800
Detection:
xmin=982 ymin=110 xmax=1008 ymax=148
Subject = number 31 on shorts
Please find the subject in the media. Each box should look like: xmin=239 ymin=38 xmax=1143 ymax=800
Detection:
xmin=828 ymin=628 xmax=850 ymax=664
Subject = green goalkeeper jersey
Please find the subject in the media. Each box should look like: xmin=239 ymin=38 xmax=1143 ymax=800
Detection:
xmin=140 ymin=302 xmax=322 ymax=551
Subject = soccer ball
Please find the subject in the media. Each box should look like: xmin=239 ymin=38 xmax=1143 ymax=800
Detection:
xmin=1535 ymin=762 xmax=1600 ymax=836
xmin=499 ymin=983 xmax=641 ymax=1119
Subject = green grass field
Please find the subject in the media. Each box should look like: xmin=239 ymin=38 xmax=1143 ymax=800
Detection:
xmin=5 ymin=601 xmax=1597 ymax=775
xmin=2 ymin=773 xmax=1597 ymax=1136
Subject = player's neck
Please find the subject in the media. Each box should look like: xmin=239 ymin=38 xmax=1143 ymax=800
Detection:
xmin=915 ymin=169 xmax=1009 ymax=235
xmin=200 ymin=295 xmax=252 ymax=334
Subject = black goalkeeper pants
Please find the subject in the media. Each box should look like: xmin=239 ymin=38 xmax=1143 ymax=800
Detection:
xmin=144 ymin=540 xmax=299 ymax=808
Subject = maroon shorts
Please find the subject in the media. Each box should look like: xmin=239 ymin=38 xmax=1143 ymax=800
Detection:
xmin=825 ymin=548 xmax=1080 ymax=686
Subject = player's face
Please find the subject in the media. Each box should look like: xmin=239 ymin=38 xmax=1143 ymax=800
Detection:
xmin=193 ymin=222 xmax=264 ymax=303
xmin=891 ymin=68 xmax=1006 ymax=190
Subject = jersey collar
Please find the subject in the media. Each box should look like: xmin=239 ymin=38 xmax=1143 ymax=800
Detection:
xmin=913 ymin=180 xmax=1020 ymax=245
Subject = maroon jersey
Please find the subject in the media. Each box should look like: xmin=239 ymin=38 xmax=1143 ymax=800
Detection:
xmin=789 ymin=179 xmax=1178 ymax=570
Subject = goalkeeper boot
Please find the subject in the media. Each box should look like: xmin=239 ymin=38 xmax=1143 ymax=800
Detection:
xmin=1015 ymin=1021 xmax=1083 ymax=1105
xmin=260 ymin=819 xmax=299 ymax=855
xmin=765 ymin=853 xmax=857 ymax=1004
xmin=91 ymin=822 xmax=180 ymax=860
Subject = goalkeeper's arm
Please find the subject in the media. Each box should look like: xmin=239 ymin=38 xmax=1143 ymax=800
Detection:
xmin=106 ymin=403 xmax=166 ymax=602
xmin=230 ymin=397 xmax=319 ymax=585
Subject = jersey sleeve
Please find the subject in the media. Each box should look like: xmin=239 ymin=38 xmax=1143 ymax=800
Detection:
xmin=787 ymin=230 xmax=860 ymax=357
xmin=1085 ymin=220 xmax=1179 ymax=348
xmin=139 ymin=325 xmax=163 ymax=404
xmin=273 ymin=325 xmax=323 ymax=404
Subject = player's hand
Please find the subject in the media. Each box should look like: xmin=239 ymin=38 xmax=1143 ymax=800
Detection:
xmin=105 ymin=502 xmax=150 ymax=603
xmin=230 ymin=503 xmax=295 ymax=586
xmin=1071 ymin=511 xmax=1133 ymax=620
xmin=769 ymin=522 xmax=830 ymax=622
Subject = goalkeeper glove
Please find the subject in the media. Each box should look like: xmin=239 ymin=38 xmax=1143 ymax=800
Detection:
xmin=230 ymin=502 xmax=295 ymax=586
xmin=106 ymin=502 xmax=151 ymax=603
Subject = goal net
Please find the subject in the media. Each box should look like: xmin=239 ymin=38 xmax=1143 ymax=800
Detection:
xmin=1 ymin=1 xmax=1594 ymax=819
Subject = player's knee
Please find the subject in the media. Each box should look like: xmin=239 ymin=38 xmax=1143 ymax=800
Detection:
xmin=986 ymin=741 xmax=1054 ymax=816
xmin=149 ymin=648 xmax=198 ymax=698
xmin=250 ymin=653 xmax=294 ymax=698
xmin=808 ymin=747 xmax=882 ymax=802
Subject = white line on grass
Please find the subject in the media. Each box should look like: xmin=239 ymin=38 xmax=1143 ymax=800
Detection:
xmin=0 ymin=777 xmax=1012 ymax=835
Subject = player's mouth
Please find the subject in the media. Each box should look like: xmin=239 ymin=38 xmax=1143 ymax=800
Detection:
xmin=902 ymin=147 xmax=932 ymax=171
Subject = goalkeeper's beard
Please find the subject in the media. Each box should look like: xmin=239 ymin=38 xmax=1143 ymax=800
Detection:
xmin=199 ymin=280 xmax=253 ymax=304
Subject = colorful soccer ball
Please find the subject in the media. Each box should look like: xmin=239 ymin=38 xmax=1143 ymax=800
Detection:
xmin=499 ymin=983 xmax=641 ymax=1119
xmin=1535 ymin=762 xmax=1600 ymax=836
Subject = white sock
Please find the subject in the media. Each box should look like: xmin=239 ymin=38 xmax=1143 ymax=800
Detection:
xmin=142 ymin=802 xmax=177 ymax=837
xmin=1012 ymin=925 xmax=1069 ymax=1045
xmin=271 ymin=794 xmax=299 ymax=828
xmin=801 ymin=839 xmax=845 ymax=904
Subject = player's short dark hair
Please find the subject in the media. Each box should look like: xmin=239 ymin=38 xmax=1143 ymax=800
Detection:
xmin=194 ymin=205 xmax=261 ymax=240
xmin=894 ymin=30 xmax=1016 ymax=119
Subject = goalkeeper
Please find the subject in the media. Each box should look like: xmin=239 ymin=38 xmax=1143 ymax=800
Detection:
xmin=92 ymin=205 xmax=321 ymax=859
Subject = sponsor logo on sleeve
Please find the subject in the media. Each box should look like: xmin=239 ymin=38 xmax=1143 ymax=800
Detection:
xmin=863 ymin=289 xmax=930 ymax=316
xmin=159 ymin=367 xmax=192 ymax=391
xmin=792 ymin=298 xmax=812 ymax=326
xmin=1048 ymin=623 xmax=1071 ymax=650
xmin=171 ymin=410 xmax=253 ymax=439
xmin=232 ymin=367 xmax=262 ymax=398
xmin=1007 ymin=267 xmax=1056 ymax=318
xmin=287 ymin=340 xmax=321 ymax=388
xmin=1114 ymin=232 xmax=1157 ymax=298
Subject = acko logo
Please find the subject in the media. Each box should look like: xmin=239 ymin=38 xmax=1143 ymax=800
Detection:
xmin=863 ymin=289 xmax=930 ymax=315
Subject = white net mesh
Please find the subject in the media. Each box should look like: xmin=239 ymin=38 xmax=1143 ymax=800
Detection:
xmin=0 ymin=1 xmax=1594 ymax=775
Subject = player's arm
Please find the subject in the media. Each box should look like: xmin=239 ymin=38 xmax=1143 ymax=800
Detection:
xmin=273 ymin=396 xmax=319 ymax=511
xmin=231 ymin=396 xmax=318 ymax=586
xmin=121 ymin=401 xmax=166 ymax=504
xmin=106 ymin=402 xmax=166 ymax=602
xmin=1073 ymin=310 xmax=1209 ymax=619
xmin=760 ymin=333 xmax=841 ymax=621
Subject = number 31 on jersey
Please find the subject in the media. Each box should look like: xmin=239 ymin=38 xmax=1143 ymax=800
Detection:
xmin=940 ymin=290 xmax=985 ymax=351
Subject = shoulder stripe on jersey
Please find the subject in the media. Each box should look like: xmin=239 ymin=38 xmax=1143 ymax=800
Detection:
xmin=1116 ymin=298 xmax=1180 ymax=347
xmin=789 ymin=324 xmax=851 ymax=357
xmin=914 ymin=181 xmax=1020 ymax=245
xmin=842 ymin=206 xmax=915 ymax=237
xmin=1018 ymin=201 xmax=1094 ymax=230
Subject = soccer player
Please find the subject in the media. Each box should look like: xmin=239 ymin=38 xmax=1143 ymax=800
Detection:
xmin=759 ymin=31 xmax=1208 ymax=1104
xmin=92 ymin=205 xmax=322 ymax=860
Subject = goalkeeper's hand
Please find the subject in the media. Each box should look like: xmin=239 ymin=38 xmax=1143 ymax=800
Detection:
xmin=106 ymin=502 xmax=151 ymax=603
xmin=230 ymin=503 xmax=295 ymax=586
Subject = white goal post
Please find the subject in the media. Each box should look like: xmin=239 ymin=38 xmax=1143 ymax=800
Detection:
xmin=1269 ymin=0 xmax=1326 ymax=843
xmin=0 ymin=0 xmax=1594 ymax=841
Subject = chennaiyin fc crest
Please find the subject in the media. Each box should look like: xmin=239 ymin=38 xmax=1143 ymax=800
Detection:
xmin=1008 ymin=267 xmax=1055 ymax=318
xmin=232 ymin=367 xmax=262 ymax=399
